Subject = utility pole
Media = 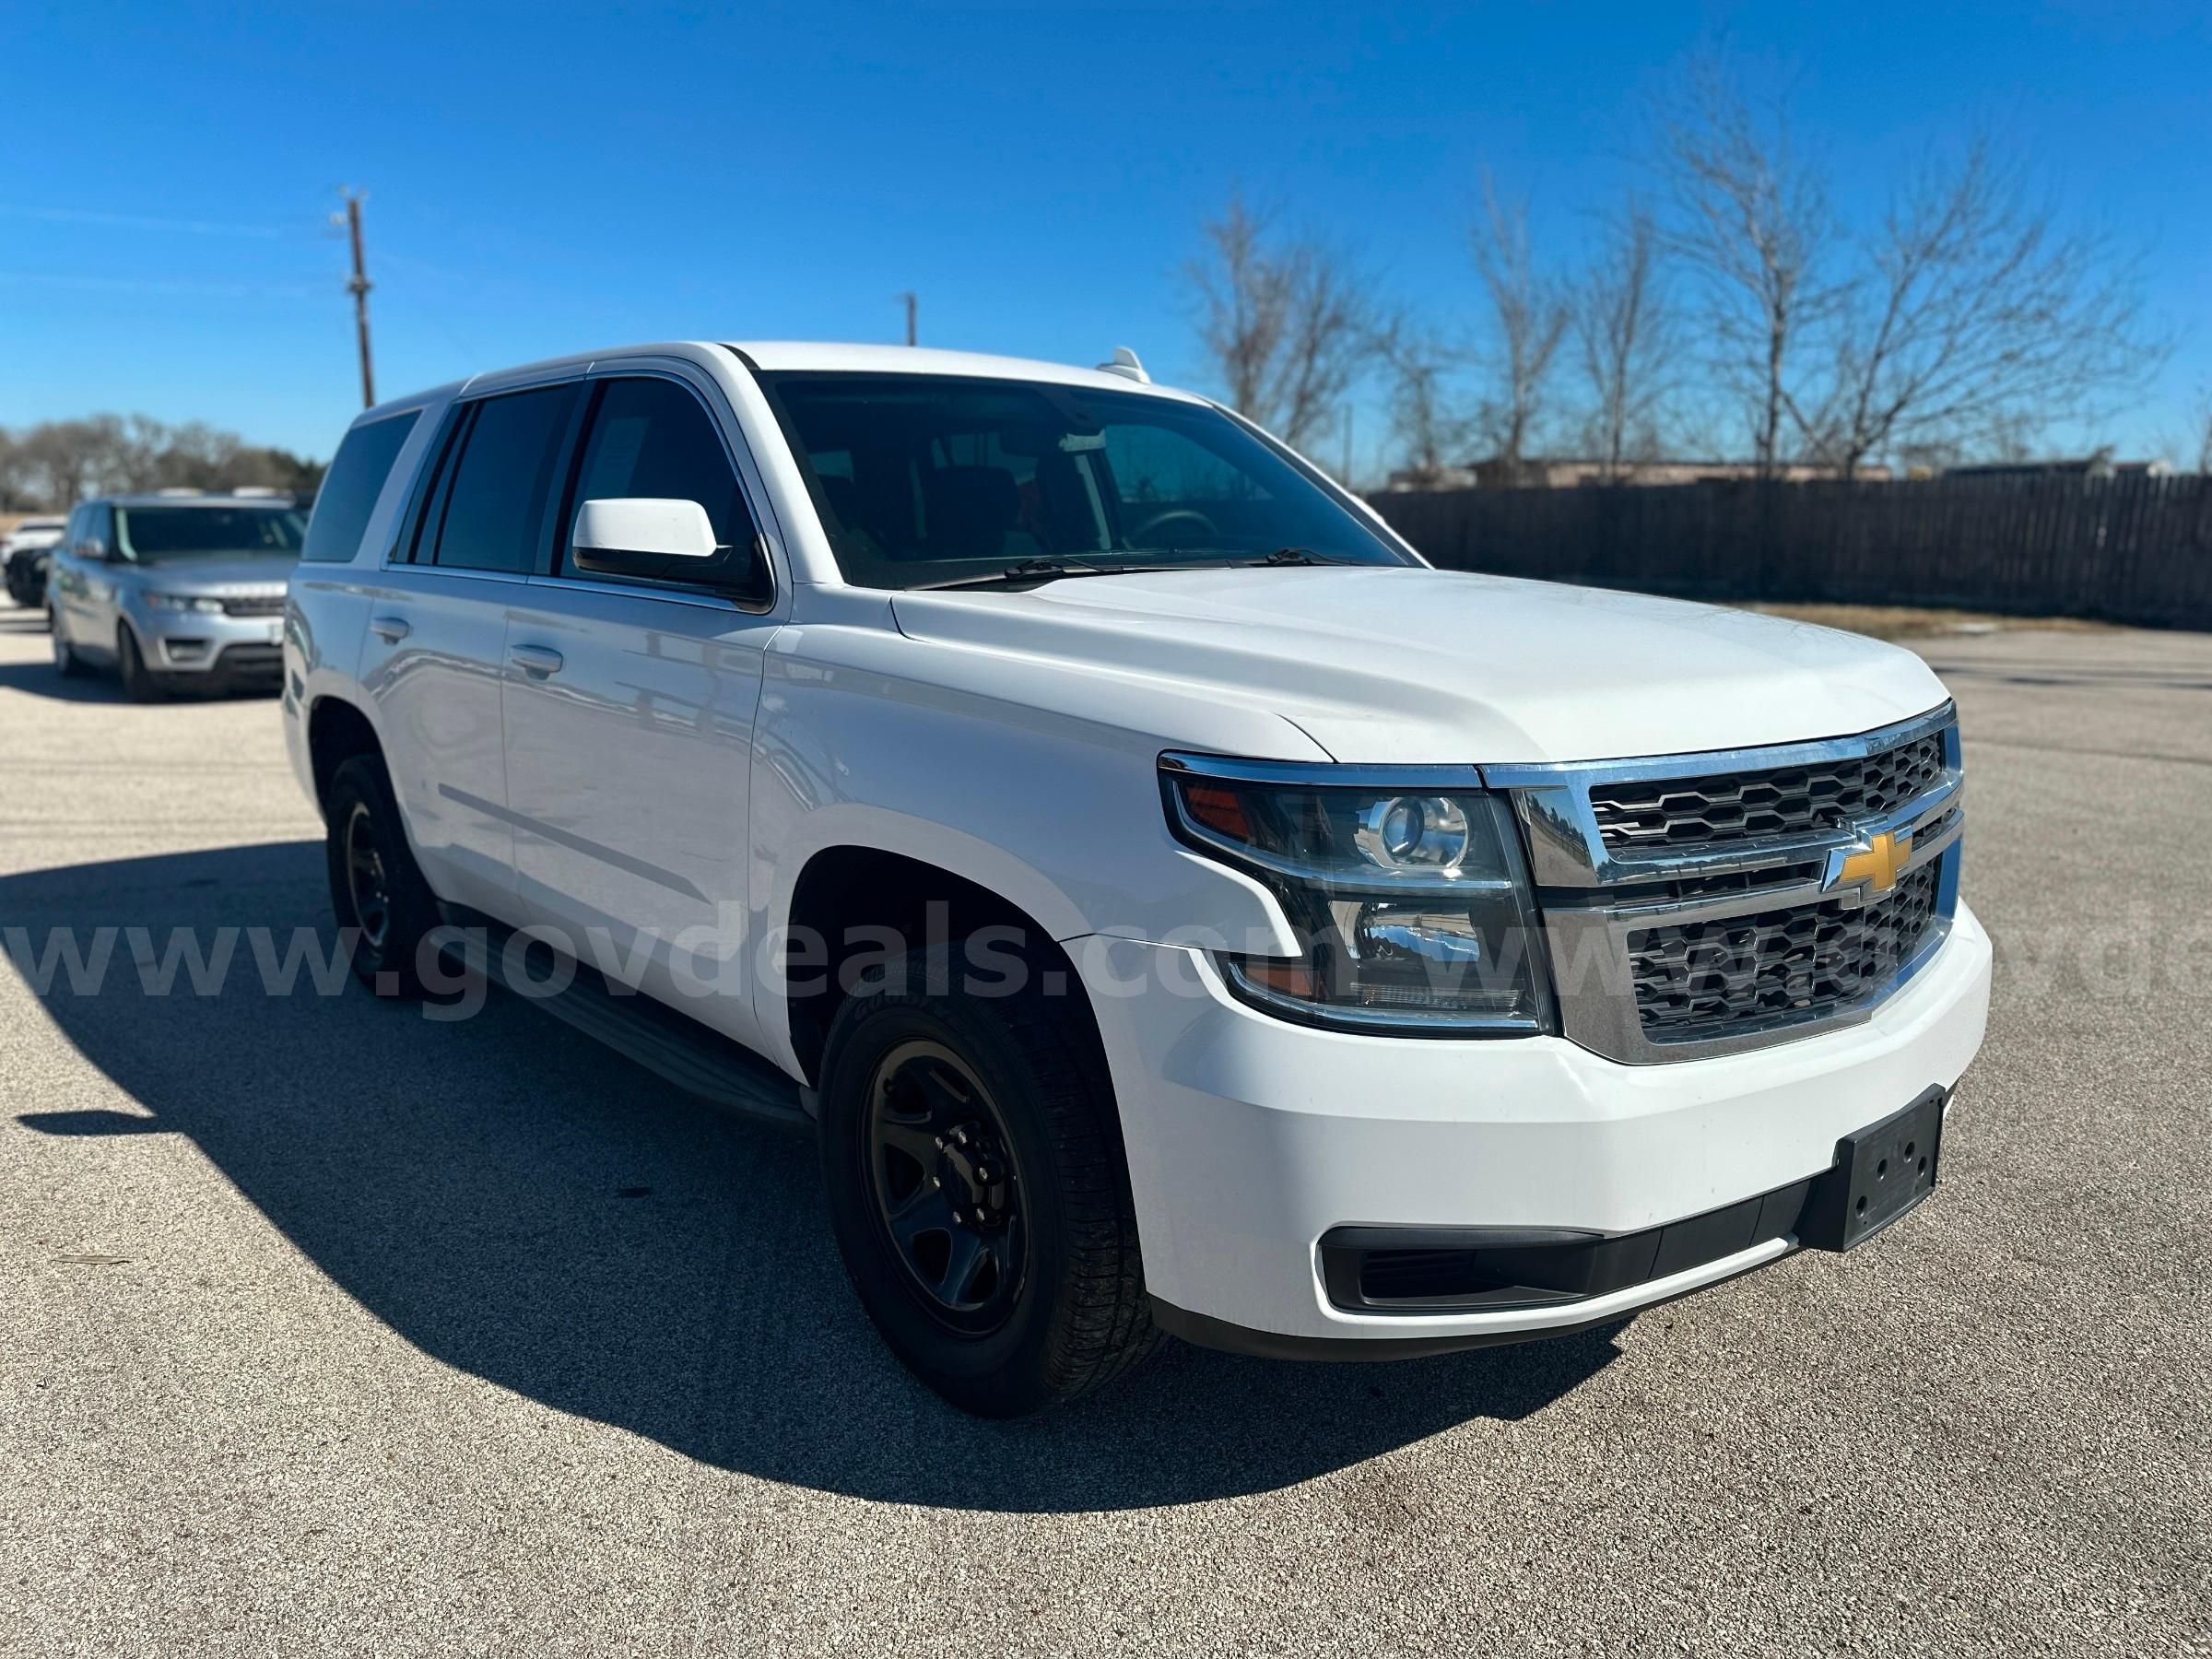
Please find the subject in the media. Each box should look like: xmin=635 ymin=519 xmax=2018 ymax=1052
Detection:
xmin=339 ymin=190 xmax=375 ymax=407
xmin=898 ymin=290 xmax=917 ymax=347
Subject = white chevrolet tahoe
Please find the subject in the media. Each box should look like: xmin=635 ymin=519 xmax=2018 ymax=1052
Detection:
xmin=284 ymin=341 xmax=1992 ymax=1416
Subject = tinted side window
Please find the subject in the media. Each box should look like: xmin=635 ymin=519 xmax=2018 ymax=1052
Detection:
xmin=563 ymin=378 xmax=757 ymax=582
xmin=432 ymin=384 xmax=579 ymax=573
xmin=303 ymin=411 xmax=419 ymax=563
xmin=74 ymin=505 xmax=111 ymax=558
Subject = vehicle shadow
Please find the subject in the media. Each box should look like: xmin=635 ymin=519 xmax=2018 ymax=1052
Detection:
xmin=4 ymin=841 xmax=1621 ymax=1512
xmin=0 ymin=657 xmax=129 ymax=702
xmin=0 ymin=658 xmax=280 ymax=703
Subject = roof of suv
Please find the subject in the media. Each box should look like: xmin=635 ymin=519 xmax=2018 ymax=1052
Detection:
xmin=88 ymin=492 xmax=298 ymax=509
xmin=364 ymin=340 xmax=1208 ymax=430
xmin=725 ymin=341 xmax=1201 ymax=399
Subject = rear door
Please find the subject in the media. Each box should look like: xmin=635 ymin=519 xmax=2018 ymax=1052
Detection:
xmin=356 ymin=380 xmax=582 ymax=918
xmin=500 ymin=366 xmax=784 ymax=1048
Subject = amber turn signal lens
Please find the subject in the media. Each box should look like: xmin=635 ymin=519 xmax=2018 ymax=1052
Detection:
xmin=1182 ymin=781 xmax=1252 ymax=842
xmin=1242 ymin=959 xmax=1323 ymax=999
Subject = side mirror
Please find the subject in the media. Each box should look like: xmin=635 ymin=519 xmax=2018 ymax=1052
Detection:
xmin=78 ymin=539 xmax=110 ymax=562
xmin=571 ymin=498 xmax=726 ymax=582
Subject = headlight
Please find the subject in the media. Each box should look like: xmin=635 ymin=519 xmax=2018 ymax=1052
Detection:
xmin=141 ymin=591 xmax=225 ymax=614
xmin=1161 ymin=758 xmax=1554 ymax=1035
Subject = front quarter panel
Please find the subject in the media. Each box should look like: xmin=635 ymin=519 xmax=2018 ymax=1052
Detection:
xmin=747 ymin=587 xmax=1319 ymax=1075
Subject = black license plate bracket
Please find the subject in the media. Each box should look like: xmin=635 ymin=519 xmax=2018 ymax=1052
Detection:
xmin=1799 ymin=1087 xmax=1947 ymax=1253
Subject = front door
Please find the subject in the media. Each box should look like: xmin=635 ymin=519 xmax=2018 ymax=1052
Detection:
xmin=499 ymin=371 xmax=782 ymax=1050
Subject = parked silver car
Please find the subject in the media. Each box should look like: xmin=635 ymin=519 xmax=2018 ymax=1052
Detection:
xmin=48 ymin=491 xmax=303 ymax=699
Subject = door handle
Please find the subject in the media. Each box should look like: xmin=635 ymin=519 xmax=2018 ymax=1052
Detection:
xmin=509 ymin=643 xmax=564 ymax=677
xmin=369 ymin=615 xmax=411 ymax=642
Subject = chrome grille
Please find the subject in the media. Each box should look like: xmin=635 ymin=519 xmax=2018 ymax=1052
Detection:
xmin=1488 ymin=704 xmax=1964 ymax=1064
xmin=220 ymin=594 xmax=285 ymax=618
xmin=1589 ymin=729 xmax=1947 ymax=850
xmin=1628 ymin=864 xmax=1941 ymax=1042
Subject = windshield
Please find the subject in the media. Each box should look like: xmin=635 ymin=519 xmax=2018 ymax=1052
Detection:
xmin=758 ymin=372 xmax=1412 ymax=590
xmin=113 ymin=505 xmax=307 ymax=563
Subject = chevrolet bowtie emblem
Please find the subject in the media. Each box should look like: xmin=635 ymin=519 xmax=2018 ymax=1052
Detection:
xmin=1824 ymin=828 xmax=1912 ymax=900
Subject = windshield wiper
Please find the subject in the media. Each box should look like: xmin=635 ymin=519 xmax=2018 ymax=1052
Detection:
xmin=920 ymin=558 xmax=1173 ymax=592
xmin=1245 ymin=546 xmax=1347 ymax=568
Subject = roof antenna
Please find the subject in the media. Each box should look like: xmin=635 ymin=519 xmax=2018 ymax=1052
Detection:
xmin=1097 ymin=346 xmax=1150 ymax=383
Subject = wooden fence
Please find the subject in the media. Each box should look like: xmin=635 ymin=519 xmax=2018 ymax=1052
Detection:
xmin=1368 ymin=473 xmax=2212 ymax=630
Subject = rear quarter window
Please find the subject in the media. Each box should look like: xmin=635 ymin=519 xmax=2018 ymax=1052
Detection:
xmin=302 ymin=411 xmax=420 ymax=563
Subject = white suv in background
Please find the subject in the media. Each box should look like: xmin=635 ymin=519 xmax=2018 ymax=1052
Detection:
xmin=3 ymin=515 xmax=68 ymax=607
xmin=284 ymin=341 xmax=1991 ymax=1415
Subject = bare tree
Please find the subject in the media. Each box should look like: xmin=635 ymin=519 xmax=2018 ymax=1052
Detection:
xmin=1186 ymin=190 xmax=1383 ymax=454
xmin=1654 ymin=63 xmax=1840 ymax=477
xmin=1469 ymin=172 xmax=1570 ymax=477
xmin=1380 ymin=324 xmax=1477 ymax=484
xmin=0 ymin=429 xmax=28 ymax=513
xmin=0 ymin=415 xmax=325 ymax=511
xmin=1571 ymin=204 xmax=1673 ymax=480
xmin=1793 ymin=139 xmax=2167 ymax=477
xmin=15 ymin=418 xmax=131 ymax=507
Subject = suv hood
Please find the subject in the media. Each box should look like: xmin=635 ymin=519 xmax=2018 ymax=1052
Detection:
xmin=125 ymin=557 xmax=296 ymax=594
xmin=890 ymin=566 xmax=1951 ymax=765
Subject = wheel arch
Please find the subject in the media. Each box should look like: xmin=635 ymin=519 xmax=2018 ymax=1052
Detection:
xmin=778 ymin=838 xmax=1105 ymax=1089
xmin=305 ymin=692 xmax=387 ymax=814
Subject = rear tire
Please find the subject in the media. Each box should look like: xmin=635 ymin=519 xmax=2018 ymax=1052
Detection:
xmin=818 ymin=945 xmax=1158 ymax=1417
xmin=324 ymin=754 xmax=444 ymax=998
xmin=117 ymin=626 xmax=164 ymax=701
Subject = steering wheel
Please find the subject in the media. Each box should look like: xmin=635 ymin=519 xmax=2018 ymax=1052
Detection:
xmin=1130 ymin=508 xmax=1219 ymax=546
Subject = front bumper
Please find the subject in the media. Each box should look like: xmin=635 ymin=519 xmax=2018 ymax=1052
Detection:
xmin=133 ymin=606 xmax=287 ymax=690
xmin=1074 ymin=901 xmax=1992 ymax=1352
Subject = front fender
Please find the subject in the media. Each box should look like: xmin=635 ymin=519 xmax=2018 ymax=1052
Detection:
xmin=745 ymin=618 xmax=1312 ymax=1075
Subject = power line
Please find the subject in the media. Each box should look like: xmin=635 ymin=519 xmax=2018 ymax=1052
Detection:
xmin=0 ymin=202 xmax=293 ymax=239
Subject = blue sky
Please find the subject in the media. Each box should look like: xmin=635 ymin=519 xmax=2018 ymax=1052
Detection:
xmin=5 ymin=1 xmax=2207 ymax=469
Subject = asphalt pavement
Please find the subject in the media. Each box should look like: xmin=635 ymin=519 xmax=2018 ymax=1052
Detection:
xmin=1 ymin=602 xmax=2206 ymax=1656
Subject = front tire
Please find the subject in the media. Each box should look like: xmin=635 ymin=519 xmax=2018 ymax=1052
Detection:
xmin=324 ymin=754 xmax=444 ymax=998
xmin=51 ymin=613 xmax=83 ymax=677
xmin=117 ymin=626 xmax=164 ymax=701
xmin=818 ymin=946 xmax=1157 ymax=1417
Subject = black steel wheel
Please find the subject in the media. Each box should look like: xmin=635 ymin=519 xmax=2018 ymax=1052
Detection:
xmin=342 ymin=800 xmax=394 ymax=953
xmin=324 ymin=753 xmax=443 ymax=998
xmin=818 ymin=945 xmax=1159 ymax=1417
xmin=864 ymin=1039 xmax=1028 ymax=1335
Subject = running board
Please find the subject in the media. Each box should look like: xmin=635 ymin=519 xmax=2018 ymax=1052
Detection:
xmin=438 ymin=910 xmax=811 ymax=1130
